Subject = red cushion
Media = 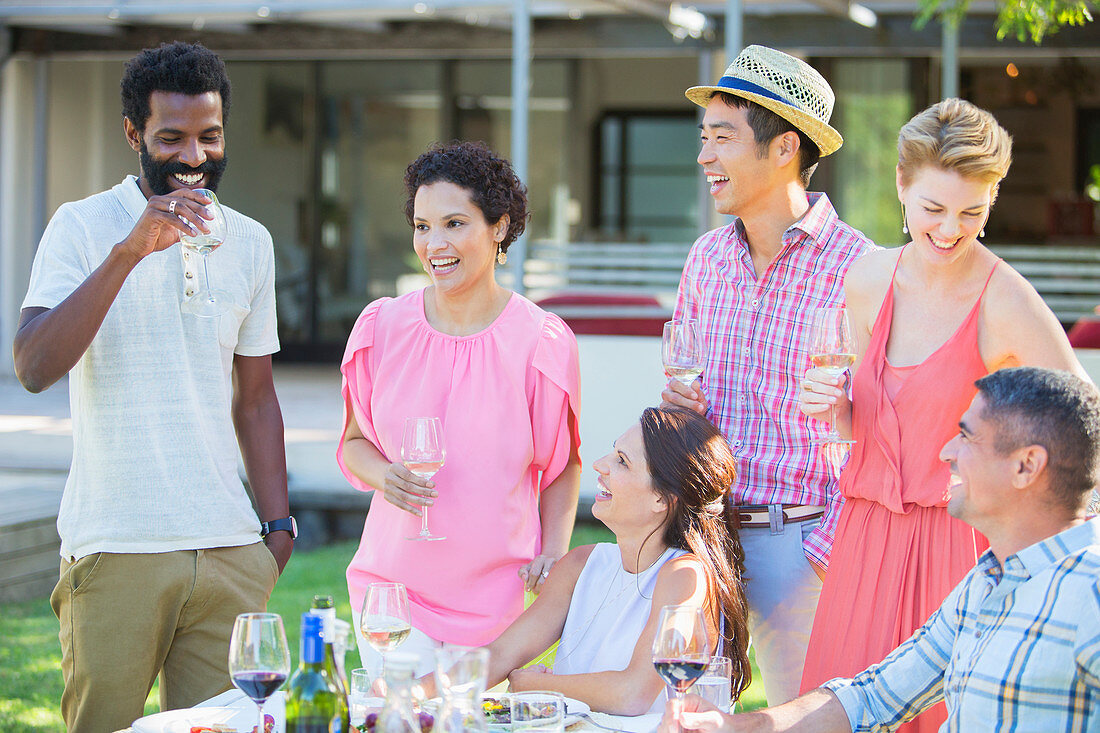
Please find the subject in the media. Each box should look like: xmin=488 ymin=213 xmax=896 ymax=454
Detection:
xmin=1068 ymin=318 xmax=1100 ymax=349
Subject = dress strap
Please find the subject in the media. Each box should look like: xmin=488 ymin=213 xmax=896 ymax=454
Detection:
xmin=889 ymin=245 xmax=907 ymax=285
xmin=979 ymin=258 xmax=1000 ymax=296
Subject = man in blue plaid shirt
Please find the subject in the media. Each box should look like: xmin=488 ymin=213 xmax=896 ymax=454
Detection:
xmin=661 ymin=366 xmax=1100 ymax=733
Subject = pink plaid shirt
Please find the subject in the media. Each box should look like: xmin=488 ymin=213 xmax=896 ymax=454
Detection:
xmin=674 ymin=192 xmax=875 ymax=567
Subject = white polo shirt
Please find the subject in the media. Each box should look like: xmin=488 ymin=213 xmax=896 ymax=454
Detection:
xmin=22 ymin=176 xmax=280 ymax=560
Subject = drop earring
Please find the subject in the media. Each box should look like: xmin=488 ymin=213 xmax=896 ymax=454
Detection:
xmin=901 ymin=206 xmax=908 ymax=235
xmin=496 ymin=246 xmax=507 ymax=266
xmin=979 ymin=227 xmax=986 ymax=239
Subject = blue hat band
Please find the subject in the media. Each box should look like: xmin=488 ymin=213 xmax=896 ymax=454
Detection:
xmin=715 ymin=77 xmax=798 ymax=110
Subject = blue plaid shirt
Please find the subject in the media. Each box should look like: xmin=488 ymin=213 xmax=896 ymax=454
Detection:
xmin=825 ymin=517 xmax=1100 ymax=732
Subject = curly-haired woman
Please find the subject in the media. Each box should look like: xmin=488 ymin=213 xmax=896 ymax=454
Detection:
xmin=338 ymin=141 xmax=582 ymax=675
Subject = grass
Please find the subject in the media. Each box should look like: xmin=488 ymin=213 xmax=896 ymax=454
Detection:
xmin=0 ymin=523 xmax=763 ymax=731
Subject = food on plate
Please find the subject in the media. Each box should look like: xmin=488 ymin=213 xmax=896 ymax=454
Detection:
xmin=482 ymin=696 xmax=510 ymax=725
xmin=358 ymin=710 xmax=434 ymax=733
xmin=189 ymin=713 xmax=275 ymax=733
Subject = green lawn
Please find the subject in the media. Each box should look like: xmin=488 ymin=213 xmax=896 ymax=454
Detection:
xmin=0 ymin=524 xmax=764 ymax=731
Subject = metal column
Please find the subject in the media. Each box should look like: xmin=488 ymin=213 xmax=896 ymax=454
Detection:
xmin=941 ymin=18 xmax=959 ymax=99
xmin=509 ymin=0 xmax=530 ymax=295
xmin=725 ymin=0 xmax=743 ymax=66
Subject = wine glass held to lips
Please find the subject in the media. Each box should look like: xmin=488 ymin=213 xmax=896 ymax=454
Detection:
xmin=402 ymin=416 xmax=446 ymax=541
xmin=652 ymin=604 xmax=711 ymax=732
xmin=179 ymin=187 xmax=231 ymax=318
xmin=228 ymin=613 xmax=291 ymax=733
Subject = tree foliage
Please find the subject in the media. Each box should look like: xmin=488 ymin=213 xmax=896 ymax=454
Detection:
xmin=916 ymin=0 xmax=1095 ymax=43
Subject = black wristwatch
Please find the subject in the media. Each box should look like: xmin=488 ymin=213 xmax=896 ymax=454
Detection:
xmin=260 ymin=516 xmax=298 ymax=540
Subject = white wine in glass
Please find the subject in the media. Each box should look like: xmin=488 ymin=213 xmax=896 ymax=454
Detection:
xmin=663 ymin=319 xmax=705 ymax=386
xmin=361 ymin=582 xmax=412 ymax=681
xmin=180 ymin=188 xmax=230 ymax=318
xmin=810 ymin=306 xmax=856 ymax=446
xmin=402 ymin=416 xmax=445 ymax=541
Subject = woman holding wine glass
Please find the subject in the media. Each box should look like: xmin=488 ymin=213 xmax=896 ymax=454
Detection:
xmin=338 ymin=141 xmax=581 ymax=678
xmin=417 ymin=407 xmax=751 ymax=716
xmin=797 ymin=99 xmax=1088 ymax=733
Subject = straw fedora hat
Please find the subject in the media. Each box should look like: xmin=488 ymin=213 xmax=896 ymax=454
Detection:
xmin=685 ymin=45 xmax=843 ymax=157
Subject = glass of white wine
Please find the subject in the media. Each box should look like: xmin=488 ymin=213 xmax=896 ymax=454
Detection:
xmin=663 ymin=319 xmax=704 ymax=386
xmin=809 ymin=307 xmax=856 ymax=446
xmin=402 ymin=416 xmax=446 ymax=541
xmin=179 ymin=188 xmax=229 ymax=317
xmin=361 ymin=582 xmax=412 ymax=683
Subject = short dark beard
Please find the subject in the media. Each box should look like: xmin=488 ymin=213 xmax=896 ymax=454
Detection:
xmin=139 ymin=142 xmax=228 ymax=196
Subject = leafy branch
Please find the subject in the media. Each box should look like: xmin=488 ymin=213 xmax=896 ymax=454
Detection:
xmin=916 ymin=0 xmax=1095 ymax=43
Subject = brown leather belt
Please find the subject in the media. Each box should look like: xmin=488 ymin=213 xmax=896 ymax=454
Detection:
xmin=738 ymin=503 xmax=825 ymax=531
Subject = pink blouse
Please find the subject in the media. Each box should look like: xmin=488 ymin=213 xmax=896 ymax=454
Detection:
xmin=338 ymin=289 xmax=581 ymax=645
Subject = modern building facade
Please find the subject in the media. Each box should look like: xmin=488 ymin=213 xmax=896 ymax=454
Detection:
xmin=2 ymin=1 xmax=1098 ymax=372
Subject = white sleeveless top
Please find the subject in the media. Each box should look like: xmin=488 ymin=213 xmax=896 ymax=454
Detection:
xmin=553 ymin=543 xmax=687 ymax=714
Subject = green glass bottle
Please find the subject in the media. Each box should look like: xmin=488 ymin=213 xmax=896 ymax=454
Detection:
xmin=310 ymin=595 xmax=349 ymax=698
xmin=286 ymin=612 xmax=350 ymax=733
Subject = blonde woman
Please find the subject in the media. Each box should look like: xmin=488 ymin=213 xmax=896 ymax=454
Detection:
xmin=798 ymin=99 xmax=1088 ymax=733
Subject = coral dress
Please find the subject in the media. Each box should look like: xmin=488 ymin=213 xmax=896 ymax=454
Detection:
xmin=338 ymin=290 xmax=580 ymax=646
xmin=800 ymin=250 xmax=994 ymax=733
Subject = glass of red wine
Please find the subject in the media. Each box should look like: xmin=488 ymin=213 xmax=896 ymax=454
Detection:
xmin=652 ymin=605 xmax=711 ymax=728
xmin=229 ymin=612 xmax=291 ymax=733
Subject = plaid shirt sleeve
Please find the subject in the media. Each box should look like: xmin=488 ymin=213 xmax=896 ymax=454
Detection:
xmin=823 ymin=582 xmax=960 ymax=730
xmin=804 ymin=485 xmax=844 ymax=568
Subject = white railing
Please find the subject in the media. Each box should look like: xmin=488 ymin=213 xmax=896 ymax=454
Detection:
xmin=525 ymin=240 xmax=1100 ymax=326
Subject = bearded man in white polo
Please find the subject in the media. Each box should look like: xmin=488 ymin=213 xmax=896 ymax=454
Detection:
xmin=661 ymin=45 xmax=875 ymax=704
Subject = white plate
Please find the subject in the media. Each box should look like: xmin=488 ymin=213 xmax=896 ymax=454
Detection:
xmin=132 ymin=691 xmax=285 ymax=733
xmin=476 ymin=694 xmax=591 ymax=730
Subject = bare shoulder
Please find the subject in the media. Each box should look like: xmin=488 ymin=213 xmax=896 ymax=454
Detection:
xmin=980 ymin=259 xmax=1083 ymax=375
xmin=844 ymin=248 xmax=899 ymax=325
xmin=653 ymin=553 xmax=708 ymax=600
xmin=845 ymin=247 xmax=899 ymax=292
xmin=982 ymin=261 xmax=1054 ymax=328
xmin=554 ymin=544 xmax=598 ymax=582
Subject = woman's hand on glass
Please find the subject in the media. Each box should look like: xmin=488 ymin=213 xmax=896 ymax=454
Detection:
xmin=518 ymin=553 xmax=561 ymax=593
xmin=381 ymin=461 xmax=437 ymax=516
xmin=798 ymin=367 xmax=849 ymax=420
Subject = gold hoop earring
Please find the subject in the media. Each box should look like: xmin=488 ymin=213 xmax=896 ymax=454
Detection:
xmin=496 ymin=246 xmax=507 ymax=266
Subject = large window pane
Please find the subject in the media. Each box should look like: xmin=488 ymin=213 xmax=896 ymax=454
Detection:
xmin=830 ymin=60 xmax=912 ymax=248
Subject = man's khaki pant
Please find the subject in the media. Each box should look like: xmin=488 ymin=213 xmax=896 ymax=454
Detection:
xmin=51 ymin=543 xmax=279 ymax=733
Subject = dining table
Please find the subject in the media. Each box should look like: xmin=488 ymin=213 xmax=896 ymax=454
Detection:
xmin=119 ymin=688 xmax=664 ymax=733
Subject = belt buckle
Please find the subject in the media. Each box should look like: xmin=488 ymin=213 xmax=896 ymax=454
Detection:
xmin=768 ymin=504 xmax=783 ymax=535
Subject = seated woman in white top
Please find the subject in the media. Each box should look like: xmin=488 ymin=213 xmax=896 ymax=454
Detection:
xmin=420 ymin=406 xmax=751 ymax=715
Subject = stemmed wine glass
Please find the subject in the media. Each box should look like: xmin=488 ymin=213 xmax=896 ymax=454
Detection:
xmin=228 ymin=613 xmax=291 ymax=733
xmin=402 ymin=416 xmax=446 ymax=541
xmin=179 ymin=188 xmax=229 ymax=317
xmin=361 ymin=582 xmax=412 ymax=683
xmin=652 ymin=604 xmax=711 ymax=728
xmin=809 ymin=307 xmax=856 ymax=446
xmin=662 ymin=319 xmax=705 ymax=386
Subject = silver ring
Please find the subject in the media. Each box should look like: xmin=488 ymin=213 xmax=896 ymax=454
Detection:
xmin=540 ymin=570 xmax=550 ymax=579
xmin=168 ymin=200 xmax=177 ymax=214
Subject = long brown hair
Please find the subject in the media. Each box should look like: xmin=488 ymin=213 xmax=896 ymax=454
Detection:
xmin=639 ymin=407 xmax=751 ymax=700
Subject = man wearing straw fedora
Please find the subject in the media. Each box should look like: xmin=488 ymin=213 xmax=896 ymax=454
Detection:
xmin=662 ymin=45 xmax=875 ymax=704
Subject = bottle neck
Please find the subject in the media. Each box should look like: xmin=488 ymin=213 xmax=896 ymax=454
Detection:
xmin=300 ymin=630 xmax=326 ymax=666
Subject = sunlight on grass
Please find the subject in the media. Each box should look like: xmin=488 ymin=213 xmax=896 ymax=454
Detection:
xmin=0 ymin=523 xmax=764 ymax=730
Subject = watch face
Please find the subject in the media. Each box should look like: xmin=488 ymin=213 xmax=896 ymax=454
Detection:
xmin=263 ymin=517 xmax=297 ymax=539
